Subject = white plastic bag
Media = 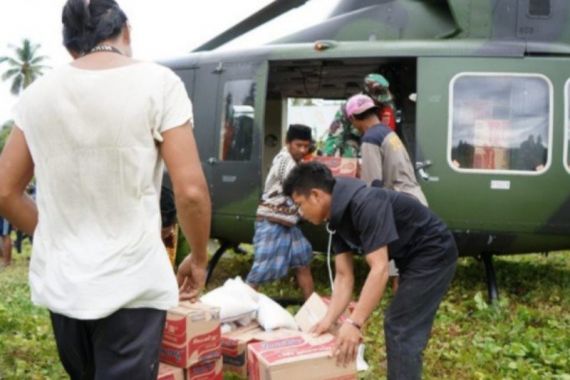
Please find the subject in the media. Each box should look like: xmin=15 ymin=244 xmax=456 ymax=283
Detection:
xmin=201 ymin=277 xmax=258 ymax=323
xmin=256 ymin=294 xmax=298 ymax=331
xmin=224 ymin=276 xmax=259 ymax=303
xmin=357 ymin=344 xmax=369 ymax=372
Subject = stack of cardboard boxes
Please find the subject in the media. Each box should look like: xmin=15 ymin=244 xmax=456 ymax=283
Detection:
xmin=158 ymin=302 xmax=223 ymax=380
xmin=157 ymin=293 xmax=357 ymax=380
xmin=221 ymin=293 xmax=357 ymax=380
xmin=221 ymin=323 xmax=264 ymax=377
xmin=472 ymin=119 xmax=511 ymax=170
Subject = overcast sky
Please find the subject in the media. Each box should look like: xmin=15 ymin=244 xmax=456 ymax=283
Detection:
xmin=0 ymin=0 xmax=337 ymax=126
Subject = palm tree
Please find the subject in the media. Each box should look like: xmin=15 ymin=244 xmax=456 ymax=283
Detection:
xmin=0 ymin=39 xmax=49 ymax=95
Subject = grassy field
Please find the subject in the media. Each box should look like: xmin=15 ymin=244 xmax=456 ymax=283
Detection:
xmin=1 ymin=242 xmax=569 ymax=380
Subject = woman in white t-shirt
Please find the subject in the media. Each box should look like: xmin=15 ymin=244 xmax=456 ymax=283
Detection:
xmin=0 ymin=0 xmax=211 ymax=378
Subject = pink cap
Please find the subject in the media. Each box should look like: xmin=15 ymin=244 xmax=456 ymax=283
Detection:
xmin=345 ymin=94 xmax=376 ymax=118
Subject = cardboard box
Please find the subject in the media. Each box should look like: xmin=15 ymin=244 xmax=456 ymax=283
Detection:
xmin=157 ymin=363 xmax=184 ymax=380
xmin=295 ymin=293 xmax=356 ymax=334
xmin=321 ymin=296 xmax=357 ymax=322
xmin=473 ymin=119 xmax=510 ymax=149
xmin=492 ymin=147 xmax=509 ymax=170
xmin=314 ymin=157 xmax=359 ymax=177
xmin=252 ymin=329 xmax=300 ymax=342
xmin=222 ymin=323 xmax=301 ymax=378
xmin=186 ymin=357 xmax=222 ymax=380
xmin=247 ymin=333 xmax=357 ymax=380
xmin=222 ymin=322 xmax=264 ymax=377
xmin=295 ymin=293 xmax=331 ymax=333
xmin=160 ymin=302 xmax=221 ymax=368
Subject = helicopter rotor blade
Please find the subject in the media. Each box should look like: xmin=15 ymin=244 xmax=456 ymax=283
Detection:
xmin=192 ymin=0 xmax=311 ymax=52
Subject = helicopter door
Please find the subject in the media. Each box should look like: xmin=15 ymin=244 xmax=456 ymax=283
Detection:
xmin=416 ymin=57 xmax=561 ymax=239
xmin=208 ymin=61 xmax=266 ymax=223
xmin=189 ymin=63 xmax=218 ymax=196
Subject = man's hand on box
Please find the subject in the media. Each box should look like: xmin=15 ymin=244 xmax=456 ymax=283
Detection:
xmin=177 ymin=253 xmax=207 ymax=302
xmin=333 ymin=322 xmax=361 ymax=367
xmin=311 ymin=318 xmax=334 ymax=336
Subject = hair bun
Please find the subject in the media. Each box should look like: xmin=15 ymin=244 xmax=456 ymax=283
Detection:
xmin=62 ymin=0 xmax=127 ymax=54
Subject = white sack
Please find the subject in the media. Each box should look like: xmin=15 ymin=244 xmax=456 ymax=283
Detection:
xmin=201 ymin=277 xmax=258 ymax=323
xmin=256 ymin=294 xmax=299 ymax=331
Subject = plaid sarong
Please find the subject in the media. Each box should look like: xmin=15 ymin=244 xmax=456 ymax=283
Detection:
xmin=0 ymin=218 xmax=11 ymax=236
xmin=246 ymin=220 xmax=313 ymax=284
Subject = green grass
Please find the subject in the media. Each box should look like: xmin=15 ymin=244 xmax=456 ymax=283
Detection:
xmin=0 ymin=240 xmax=65 ymax=380
xmin=1 ymin=243 xmax=569 ymax=379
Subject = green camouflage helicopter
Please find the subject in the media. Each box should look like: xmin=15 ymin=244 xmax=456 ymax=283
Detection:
xmin=163 ymin=0 xmax=570 ymax=300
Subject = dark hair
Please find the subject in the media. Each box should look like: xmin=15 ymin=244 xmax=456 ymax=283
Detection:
xmin=353 ymin=106 xmax=379 ymax=121
xmin=286 ymin=124 xmax=312 ymax=143
xmin=62 ymin=0 xmax=128 ymax=54
xmin=283 ymin=162 xmax=335 ymax=197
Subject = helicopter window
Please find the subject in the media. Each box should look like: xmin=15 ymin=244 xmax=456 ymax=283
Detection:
xmin=219 ymin=79 xmax=256 ymax=161
xmin=450 ymin=74 xmax=550 ymax=174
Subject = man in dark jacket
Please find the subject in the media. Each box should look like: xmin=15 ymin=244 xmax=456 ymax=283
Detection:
xmin=283 ymin=162 xmax=457 ymax=380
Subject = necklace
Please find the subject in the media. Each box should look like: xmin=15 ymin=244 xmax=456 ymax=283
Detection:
xmin=88 ymin=45 xmax=123 ymax=55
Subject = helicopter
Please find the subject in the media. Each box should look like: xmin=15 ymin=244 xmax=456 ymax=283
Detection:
xmin=162 ymin=0 xmax=570 ymax=301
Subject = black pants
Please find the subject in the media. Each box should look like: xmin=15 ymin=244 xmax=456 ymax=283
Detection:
xmin=50 ymin=308 xmax=166 ymax=380
xmin=385 ymin=251 xmax=457 ymax=380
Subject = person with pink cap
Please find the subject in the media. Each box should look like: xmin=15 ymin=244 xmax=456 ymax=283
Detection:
xmin=322 ymin=73 xmax=396 ymax=158
xmin=346 ymin=93 xmax=428 ymax=207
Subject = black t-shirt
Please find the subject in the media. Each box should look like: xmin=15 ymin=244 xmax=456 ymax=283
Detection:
xmin=328 ymin=178 xmax=456 ymax=270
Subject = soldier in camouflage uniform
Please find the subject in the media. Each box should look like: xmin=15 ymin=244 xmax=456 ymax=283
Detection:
xmin=321 ymin=73 xmax=396 ymax=158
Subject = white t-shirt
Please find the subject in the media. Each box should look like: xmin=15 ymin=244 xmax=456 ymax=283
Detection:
xmin=13 ymin=61 xmax=193 ymax=319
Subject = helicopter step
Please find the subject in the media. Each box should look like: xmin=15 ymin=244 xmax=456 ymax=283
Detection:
xmin=206 ymin=241 xmax=248 ymax=286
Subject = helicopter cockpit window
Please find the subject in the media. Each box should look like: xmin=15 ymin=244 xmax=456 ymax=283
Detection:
xmin=219 ymin=79 xmax=256 ymax=161
xmin=450 ymin=74 xmax=551 ymax=174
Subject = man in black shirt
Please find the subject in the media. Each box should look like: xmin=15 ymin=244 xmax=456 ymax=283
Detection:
xmin=283 ymin=162 xmax=457 ymax=380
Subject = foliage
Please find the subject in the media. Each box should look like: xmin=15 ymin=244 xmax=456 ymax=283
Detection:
xmin=290 ymin=98 xmax=317 ymax=106
xmin=0 ymin=239 xmax=66 ymax=379
xmin=0 ymin=39 xmax=49 ymax=95
xmin=1 ymin=243 xmax=569 ymax=379
xmin=0 ymin=121 xmax=13 ymax=152
xmin=211 ymin=249 xmax=570 ymax=380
